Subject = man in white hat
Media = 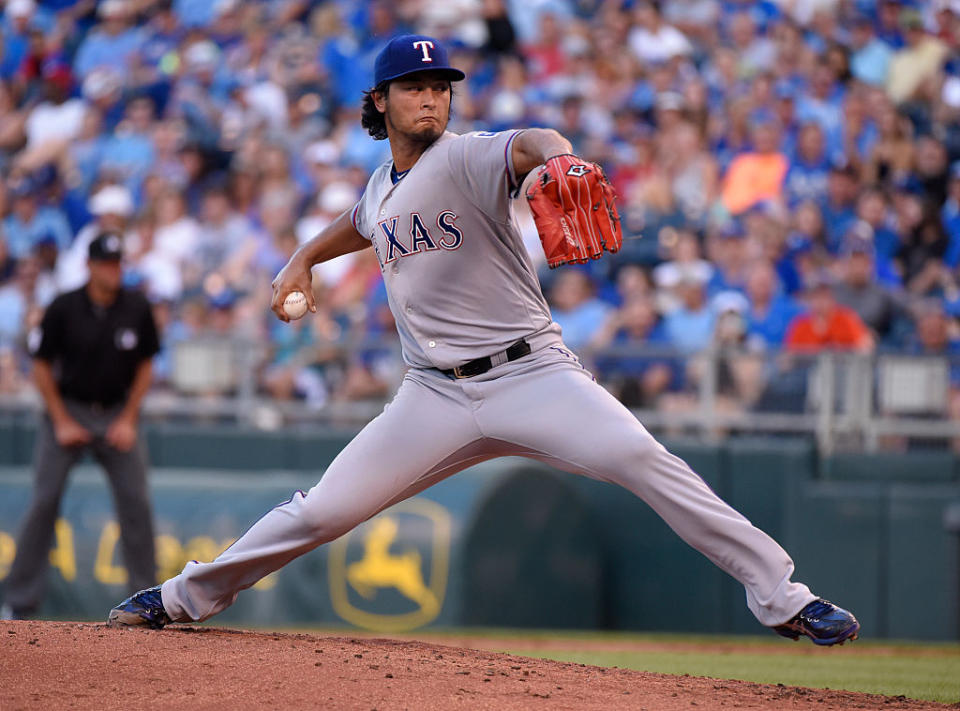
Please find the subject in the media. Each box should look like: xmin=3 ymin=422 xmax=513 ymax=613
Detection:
xmin=55 ymin=185 xmax=135 ymax=292
xmin=295 ymin=181 xmax=361 ymax=289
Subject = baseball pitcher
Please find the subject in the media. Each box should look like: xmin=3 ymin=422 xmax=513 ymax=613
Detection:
xmin=109 ymin=35 xmax=859 ymax=646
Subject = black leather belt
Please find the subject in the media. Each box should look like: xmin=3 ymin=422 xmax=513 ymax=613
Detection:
xmin=441 ymin=338 xmax=531 ymax=379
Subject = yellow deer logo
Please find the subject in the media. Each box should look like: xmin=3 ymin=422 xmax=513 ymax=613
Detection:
xmin=346 ymin=517 xmax=439 ymax=616
xmin=328 ymin=500 xmax=451 ymax=632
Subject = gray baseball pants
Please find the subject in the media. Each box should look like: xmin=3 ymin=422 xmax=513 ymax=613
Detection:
xmin=162 ymin=345 xmax=815 ymax=626
xmin=3 ymin=400 xmax=156 ymax=614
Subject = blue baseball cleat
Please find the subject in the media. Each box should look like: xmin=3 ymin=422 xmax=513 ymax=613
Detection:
xmin=107 ymin=585 xmax=172 ymax=629
xmin=774 ymin=599 xmax=860 ymax=646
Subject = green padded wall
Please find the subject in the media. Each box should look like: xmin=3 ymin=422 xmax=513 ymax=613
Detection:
xmin=462 ymin=467 xmax=603 ymax=628
xmin=0 ymin=414 xmax=14 ymax=463
xmin=144 ymin=424 xmax=354 ymax=471
xmin=787 ymin=482 xmax=886 ymax=637
xmin=3 ymin=424 xmax=960 ymax=640
xmin=9 ymin=415 xmax=36 ymax=466
xmin=722 ymin=437 xmax=814 ymax=634
xmin=822 ymin=451 xmax=956 ymax=483
xmin=287 ymin=430 xmax=356 ymax=470
xmin=568 ymin=440 xmax=727 ymax=633
xmin=886 ymin=485 xmax=960 ymax=640
xmin=146 ymin=425 xmax=291 ymax=470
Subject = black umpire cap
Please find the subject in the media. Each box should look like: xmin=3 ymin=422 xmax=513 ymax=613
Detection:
xmin=88 ymin=232 xmax=124 ymax=261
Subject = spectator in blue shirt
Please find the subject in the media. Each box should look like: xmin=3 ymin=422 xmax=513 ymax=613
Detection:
xmin=664 ymin=273 xmax=716 ymax=354
xmin=207 ymin=0 xmax=245 ymax=51
xmin=776 ymin=232 xmax=812 ymax=295
xmin=821 ymin=163 xmax=860 ymax=252
xmin=133 ymin=1 xmax=185 ymax=91
xmin=795 ymin=59 xmax=844 ymax=141
xmin=784 ymin=122 xmax=831 ymax=206
xmin=706 ymin=221 xmax=751 ymax=295
xmin=743 ymin=259 xmax=804 ymax=349
xmin=942 ymin=163 xmax=960 ymax=267
xmin=876 ymin=0 xmax=906 ymax=49
xmin=852 ymin=189 xmax=902 ymax=283
xmin=173 ymin=0 xmax=216 ymax=30
xmin=73 ymin=1 xmax=144 ymax=81
xmin=837 ymin=89 xmax=879 ymax=165
xmin=0 ymin=0 xmax=36 ymax=79
xmin=907 ymin=300 xmax=960 ymax=388
xmin=0 ymin=255 xmax=36 ymax=346
xmin=2 ymin=177 xmax=72 ymax=259
xmin=548 ymin=268 xmax=612 ymax=352
xmin=849 ymin=13 xmax=893 ymax=86
xmin=591 ymin=296 xmax=679 ymax=408
xmin=772 ymin=81 xmax=800 ymax=158
xmin=319 ymin=30 xmax=367 ymax=110
xmin=99 ymin=95 xmax=157 ymax=196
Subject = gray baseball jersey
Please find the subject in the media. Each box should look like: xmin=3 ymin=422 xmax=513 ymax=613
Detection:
xmin=351 ymin=130 xmax=561 ymax=370
xmin=159 ymin=129 xmax=818 ymax=630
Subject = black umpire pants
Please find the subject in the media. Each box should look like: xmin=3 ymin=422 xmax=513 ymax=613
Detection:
xmin=3 ymin=399 xmax=156 ymax=615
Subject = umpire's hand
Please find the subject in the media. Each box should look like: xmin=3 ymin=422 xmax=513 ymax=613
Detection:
xmin=106 ymin=415 xmax=138 ymax=452
xmin=53 ymin=416 xmax=92 ymax=448
xmin=271 ymin=253 xmax=317 ymax=323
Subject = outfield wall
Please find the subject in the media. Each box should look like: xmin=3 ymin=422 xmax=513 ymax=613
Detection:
xmin=0 ymin=421 xmax=958 ymax=640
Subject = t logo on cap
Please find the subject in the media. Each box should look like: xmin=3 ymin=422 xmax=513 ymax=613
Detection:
xmin=413 ymin=40 xmax=434 ymax=62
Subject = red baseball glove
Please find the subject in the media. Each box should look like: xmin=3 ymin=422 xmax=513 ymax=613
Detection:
xmin=525 ymin=154 xmax=623 ymax=269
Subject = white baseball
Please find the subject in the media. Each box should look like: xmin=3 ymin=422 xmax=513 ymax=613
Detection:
xmin=283 ymin=291 xmax=308 ymax=320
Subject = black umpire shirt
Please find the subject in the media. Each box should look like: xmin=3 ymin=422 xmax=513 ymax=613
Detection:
xmin=29 ymin=287 xmax=160 ymax=407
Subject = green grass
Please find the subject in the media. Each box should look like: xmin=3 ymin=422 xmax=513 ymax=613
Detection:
xmin=276 ymin=626 xmax=960 ymax=703
xmin=498 ymin=648 xmax=960 ymax=703
xmin=494 ymin=640 xmax=960 ymax=704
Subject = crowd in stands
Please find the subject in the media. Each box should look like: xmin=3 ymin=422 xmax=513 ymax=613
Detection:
xmin=1 ymin=0 xmax=960 ymax=422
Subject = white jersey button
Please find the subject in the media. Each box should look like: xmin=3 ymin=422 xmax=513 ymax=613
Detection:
xmin=428 ymin=340 xmax=436 ymax=348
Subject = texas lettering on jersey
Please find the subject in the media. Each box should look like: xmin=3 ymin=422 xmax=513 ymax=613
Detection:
xmin=374 ymin=210 xmax=463 ymax=267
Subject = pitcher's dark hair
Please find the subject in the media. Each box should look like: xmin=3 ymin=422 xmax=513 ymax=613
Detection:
xmin=360 ymin=82 xmax=390 ymax=140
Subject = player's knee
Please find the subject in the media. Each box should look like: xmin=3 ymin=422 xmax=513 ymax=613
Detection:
xmin=606 ymin=431 xmax=665 ymax=468
xmin=596 ymin=433 xmax=671 ymax=489
xmin=298 ymin=498 xmax=359 ymax=543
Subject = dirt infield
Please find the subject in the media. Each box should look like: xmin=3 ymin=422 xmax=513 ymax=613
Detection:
xmin=1 ymin=621 xmax=955 ymax=711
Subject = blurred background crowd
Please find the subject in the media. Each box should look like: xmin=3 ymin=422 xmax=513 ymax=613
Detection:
xmin=1 ymin=0 xmax=960 ymax=432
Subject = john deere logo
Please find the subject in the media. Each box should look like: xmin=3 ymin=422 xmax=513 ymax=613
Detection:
xmin=328 ymin=499 xmax=451 ymax=632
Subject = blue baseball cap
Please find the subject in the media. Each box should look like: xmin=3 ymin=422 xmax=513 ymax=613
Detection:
xmin=374 ymin=34 xmax=465 ymax=86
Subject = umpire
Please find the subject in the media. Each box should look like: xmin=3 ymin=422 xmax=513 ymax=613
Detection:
xmin=1 ymin=233 xmax=160 ymax=619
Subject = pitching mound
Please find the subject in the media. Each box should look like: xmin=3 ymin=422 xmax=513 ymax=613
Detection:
xmin=0 ymin=621 xmax=953 ymax=710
